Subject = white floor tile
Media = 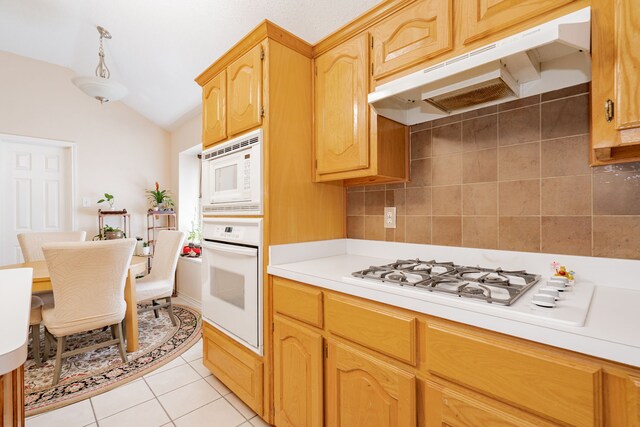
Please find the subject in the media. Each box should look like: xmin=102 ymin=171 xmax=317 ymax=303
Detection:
xmin=26 ymin=399 xmax=95 ymax=427
xmin=144 ymin=364 xmax=201 ymax=396
xmin=91 ymin=379 xmax=155 ymax=420
xmin=204 ymin=374 xmax=232 ymax=395
xmin=238 ymin=423 xmax=251 ymax=427
xmin=144 ymin=356 xmax=187 ymax=378
xmin=180 ymin=339 xmax=203 ymax=362
xmin=225 ymin=393 xmax=256 ymax=419
xmin=84 ymin=424 xmax=97 ymax=427
xmin=98 ymin=399 xmax=170 ymax=427
xmin=250 ymin=415 xmax=271 ymax=427
xmin=188 ymin=358 xmax=212 ymax=378
xmin=157 ymin=379 xmax=221 ymax=419
xmin=173 ymin=398 xmax=244 ymax=427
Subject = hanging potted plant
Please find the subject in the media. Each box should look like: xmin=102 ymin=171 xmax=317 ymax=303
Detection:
xmin=146 ymin=182 xmax=174 ymax=212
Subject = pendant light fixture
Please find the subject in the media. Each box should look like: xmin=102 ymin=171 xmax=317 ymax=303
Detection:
xmin=72 ymin=26 xmax=127 ymax=103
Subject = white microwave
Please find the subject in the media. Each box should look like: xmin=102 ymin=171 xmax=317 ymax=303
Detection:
xmin=201 ymin=129 xmax=263 ymax=215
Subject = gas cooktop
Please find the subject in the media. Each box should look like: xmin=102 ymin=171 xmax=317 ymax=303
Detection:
xmin=344 ymin=258 xmax=595 ymax=327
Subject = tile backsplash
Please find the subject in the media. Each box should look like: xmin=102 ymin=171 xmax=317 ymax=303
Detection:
xmin=346 ymin=84 xmax=640 ymax=260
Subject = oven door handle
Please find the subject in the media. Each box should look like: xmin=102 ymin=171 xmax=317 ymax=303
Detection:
xmin=203 ymin=241 xmax=258 ymax=257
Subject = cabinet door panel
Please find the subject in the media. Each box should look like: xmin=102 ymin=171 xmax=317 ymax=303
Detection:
xmin=614 ymin=0 xmax=640 ymax=132
xmin=273 ymin=317 xmax=323 ymax=427
xmin=460 ymin=0 xmax=577 ymax=44
xmin=372 ymin=0 xmax=452 ymax=80
xmin=227 ymin=44 xmax=263 ymax=136
xmin=327 ymin=341 xmax=416 ymax=427
xmin=202 ymin=71 xmax=226 ymax=147
xmin=315 ymin=33 xmax=369 ymax=175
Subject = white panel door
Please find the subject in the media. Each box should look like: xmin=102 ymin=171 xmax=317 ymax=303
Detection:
xmin=0 ymin=140 xmax=72 ymax=265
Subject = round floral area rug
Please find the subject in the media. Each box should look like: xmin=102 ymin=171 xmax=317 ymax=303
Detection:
xmin=24 ymin=304 xmax=201 ymax=416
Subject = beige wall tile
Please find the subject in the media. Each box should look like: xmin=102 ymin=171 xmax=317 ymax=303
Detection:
xmin=432 ymin=185 xmax=462 ymax=216
xmin=364 ymin=216 xmax=384 ymax=241
xmin=462 ymin=115 xmax=497 ymax=152
xmin=462 ymin=182 xmax=497 ymax=215
xmin=541 ymin=175 xmax=591 ymax=216
xmin=498 ymin=105 xmax=540 ymax=146
xmin=498 ymin=95 xmax=540 ymax=111
xmin=541 ymin=216 xmax=591 ymax=256
xmin=462 ymin=148 xmax=498 ymax=183
xmin=411 ymin=129 xmax=431 ymax=159
xmin=347 ymin=216 xmax=364 ymax=239
xmin=392 ymin=189 xmax=406 ymax=215
xmin=406 ymin=216 xmax=431 ymax=244
xmin=462 ymin=105 xmax=497 ymax=120
xmin=347 ymin=186 xmax=364 ymax=192
xmin=498 ymin=216 xmax=541 ymax=252
xmin=432 ymin=153 xmax=462 ymax=185
xmin=499 ymin=180 xmax=541 ymax=216
xmin=364 ymin=184 xmax=386 ymax=191
xmin=541 ymin=94 xmax=589 ymax=140
xmin=364 ymin=190 xmax=385 ymax=215
xmin=347 ymin=191 xmax=364 ymax=216
xmin=541 ymin=83 xmax=589 ymax=102
xmin=463 ymin=216 xmax=498 ymax=249
xmin=432 ymin=216 xmax=462 ymax=246
xmin=541 ymin=135 xmax=591 ymax=177
xmin=405 ymin=187 xmax=431 ymax=215
xmin=410 ymin=122 xmax=431 ymax=133
xmin=385 ymin=227 xmax=395 ymax=242
xmin=498 ymin=142 xmax=540 ymax=181
xmin=395 ymin=215 xmax=406 ymax=242
xmin=432 ymin=114 xmax=461 ymax=127
xmin=432 ymin=122 xmax=462 ymax=156
xmin=407 ymin=158 xmax=432 ymax=187
xmin=593 ymin=216 xmax=640 ymax=259
xmin=593 ymin=171 xmax=640 ymax=215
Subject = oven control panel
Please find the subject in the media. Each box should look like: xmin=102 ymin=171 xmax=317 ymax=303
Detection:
xmin=203 ymin=218 xmax=262 ymax=246
xmin=210 ymin=225 xmax=245 ymax=241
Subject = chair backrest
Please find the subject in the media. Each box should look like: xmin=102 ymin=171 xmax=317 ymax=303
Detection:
xmin=148 ymin=231 xmax=186 ymax=285
xmin=18 ymin=231 xmax=87 ymax=262
xmin=42 ymin=238 xmax=135 ymax=324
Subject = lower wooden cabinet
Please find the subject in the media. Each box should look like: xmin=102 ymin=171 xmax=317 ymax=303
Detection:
xmin=326 ymin=340 xmax=416 ymax=427
xmin=202 ymin=322 xmax=263 ymax=415
xmin=273 ymin=316 xmax=323 ymax=427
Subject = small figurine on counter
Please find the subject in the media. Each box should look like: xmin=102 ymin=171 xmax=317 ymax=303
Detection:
xmin=551 ymin=261 xmax=575 ymax=283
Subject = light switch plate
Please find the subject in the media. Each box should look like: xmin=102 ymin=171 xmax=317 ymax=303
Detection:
xmin=384 ymin=207 xmax=396 ymax=229
xmin=82 ymin=197 xmax=91 ymax=208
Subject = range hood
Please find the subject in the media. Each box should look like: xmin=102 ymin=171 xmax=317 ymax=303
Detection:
xmin=369 ymin=8 xmax=591 ymax=125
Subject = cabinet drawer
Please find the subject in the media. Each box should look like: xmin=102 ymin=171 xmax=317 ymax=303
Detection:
xmin=426 ymin=323 xmax=601 ymax=426
xmin=202 ymin=322 xmax=263 ymax=415
xmin=424 ymin=379 xmax=558 ymax=427
xmin=325 ymin=294 xmax=417 ymax=365
xmin=273 ymin=277 xmax=323 ymax=328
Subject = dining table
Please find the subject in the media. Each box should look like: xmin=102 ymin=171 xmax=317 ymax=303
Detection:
xmin=0 ymin=256 xmax=147 ymax=352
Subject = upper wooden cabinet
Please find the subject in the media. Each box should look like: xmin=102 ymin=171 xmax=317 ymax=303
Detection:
xmin=315 ymin=33 xmax=370 ymax=176
xmin=227 ymin=44 xmax=263 ymax=136
xmin=273 ymin=316 xmax=324 ymax=427
xmin=591 ymin=0 xmax=640 ymax=164
xmin=459 ymin=0 xmax=578 ymax=44
xmin=371 ymin=0 xmax=452 ymax=80
xmin=202 ymin=71 xmax=226 ymax=146
xmin=326 ymin=340 xmax=416 ymax=427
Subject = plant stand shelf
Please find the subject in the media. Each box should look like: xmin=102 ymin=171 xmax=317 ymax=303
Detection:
xmin=98 ymin=210 xmax=131 ymax=239
xmin=146 ymin=211 xmax=177 ymax=256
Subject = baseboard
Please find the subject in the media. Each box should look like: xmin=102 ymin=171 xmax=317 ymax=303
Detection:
xmin=176 ymin=292 xmax=201 ymax=310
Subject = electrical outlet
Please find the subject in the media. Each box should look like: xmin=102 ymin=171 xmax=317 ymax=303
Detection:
xmin=82 ymin=197 xmax=91 ymax=208
xmin=384 ymin=207 xmax=396 ymax=229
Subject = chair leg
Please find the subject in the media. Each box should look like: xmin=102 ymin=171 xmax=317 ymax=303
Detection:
xmin=166 ymin=297 xmax=178 ymax=327
xmin=43 ymin=328 xmax=52 ymax=362
xmin=113 ymin=323 xmax=128 ymax=363
xmin=152 ymin=299 xmax=160 ymax=318
xmin=31 ymin=325 xmax=42 ymax=367
xmin=52 ymin=335 xmax=66 ymax=386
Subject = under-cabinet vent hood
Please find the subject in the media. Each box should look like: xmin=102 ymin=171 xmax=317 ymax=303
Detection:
xmin=369 ymin=7 xmax=591 ymax=125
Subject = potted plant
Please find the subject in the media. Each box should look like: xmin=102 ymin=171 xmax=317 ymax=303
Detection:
xmin=184 ymin=218 xmax=202 ymax=257
xmin=141 ymin=242 xmax=151 ymax=256
xmin=97 ymin=193 xmax=116 ymax=210
xmin=94 ymin=225 xmax=125 ymax=240
xmin=146 ymin=182 xmax=174 ymax=212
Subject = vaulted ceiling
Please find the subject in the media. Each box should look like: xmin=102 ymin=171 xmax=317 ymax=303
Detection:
xmin=0 ymin=0 xmax=379 ymax=130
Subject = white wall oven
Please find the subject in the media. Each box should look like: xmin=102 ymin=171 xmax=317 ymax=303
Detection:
xmin=201 ymin=129 xmax=262 ymax=215
xmin=201 ymin=217 xmax=262 ymax=355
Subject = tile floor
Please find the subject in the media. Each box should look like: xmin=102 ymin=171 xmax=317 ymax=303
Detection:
xmin=26 ymin=297 xmax=269 ymax=427
xmin=26 ymin=337 xmax=270 ymax=427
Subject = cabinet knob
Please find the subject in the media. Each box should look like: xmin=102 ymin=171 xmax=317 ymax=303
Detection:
xmin=605 ymin=99 xmax=614 ymax=122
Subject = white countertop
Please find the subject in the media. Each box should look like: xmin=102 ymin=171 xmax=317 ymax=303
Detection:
xmin=268 ymin=239 xmax=640 ymax=367
xmin=0 ymin=268 xmax=33 ymax=375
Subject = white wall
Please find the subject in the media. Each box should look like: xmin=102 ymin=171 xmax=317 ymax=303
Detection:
xmin=0 ymin=51 xmax=170 ymax=239
xmin=169 ymin=112 xmax=201 ymax=227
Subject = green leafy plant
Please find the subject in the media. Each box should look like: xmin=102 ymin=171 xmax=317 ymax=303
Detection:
xmin=93 ymin=225 xmax=126 ymax=240
xmin=146 ymin=182 xmax=174 ymax=209
xmin=97 ymin=193 xmax=115 ymax=209
xmin=142 ymin=242 xmax=149 ymax=248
